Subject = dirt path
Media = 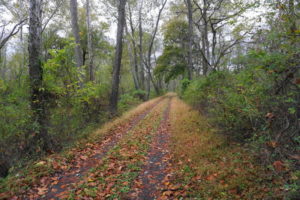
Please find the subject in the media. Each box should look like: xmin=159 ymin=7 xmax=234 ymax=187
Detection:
xmin=17 ymin=97 xmax=165 ymax=200
xmin=127 ymin=97 xmax=172 ymax=199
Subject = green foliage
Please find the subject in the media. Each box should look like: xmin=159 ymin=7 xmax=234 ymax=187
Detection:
xmin=43 ymin=40 xmax=80 ymax=95
xmin=118 ymin=92 xmax=142 ymax=114
xmin=155 ymin=47 xmax=187 ymax=83
xmin=42 ymin=41 xmax=112 ymax=142
xmin=0 ymin=80 xmax=30 ymax=140
xmin=183 ymin=67 xmax=270 ymax=139
xmin=0 ymin=37 xmax=137 ymax=178
xmin=154 ymin=18 xmax=189 ymax=82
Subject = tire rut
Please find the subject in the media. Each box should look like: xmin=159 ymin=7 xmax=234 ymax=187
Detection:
xmin=127 ymin=96 xmax=173 ymax=200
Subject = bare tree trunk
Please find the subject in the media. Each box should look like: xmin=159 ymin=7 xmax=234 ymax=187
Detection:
xmin=203 ymin=0 xmax=210 ymax=75
xmin=86 ymin=0 xmax=94 ymax=82
xmin=138 ymin=1 xmax=145 ymax=91
xmin=186 ymin=0 xmax=193 ymax=80
xmin=70 ymin=0 xmax=84 ymax=84
xmin=211 ymin=25 xmax=217 ymax=70
xmin=109 ymin=0 xmax=127 ymax=114
xmin=127 ymin=3 xmax=140 ymax=89
xmin=28 ymin=0 xmax=52 ymax=151
xmin=146 ymin=73 xmax=151 ymax=100
xmin=125 ymin=23 xmax=139 ymax=90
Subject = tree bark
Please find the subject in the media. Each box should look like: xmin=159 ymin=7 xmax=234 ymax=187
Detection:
xmin=70 ymin=0 xmax=84 ymax=83
xmin=86 ymin=0 xmax=94 ymax=82
xmin=28 ymin=0 xmax=52 ymax=151
xmin=203 ymin=0 xmax=210 ymax=75
xmin=186 ymin=0 xmax=193 ymax=80
xmin=138 ymin=1 xmax=145 ymax=91
xmin=127 ymin=3 xmax=140 ymax=89
xmin=109 ymin=0 xmax=127 ymax=114
xmin=125 ymin=22 xmax=139 ymax=90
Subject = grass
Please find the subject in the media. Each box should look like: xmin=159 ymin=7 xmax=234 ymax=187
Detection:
xmin=169 ymin=97 xmax=284 ymax=199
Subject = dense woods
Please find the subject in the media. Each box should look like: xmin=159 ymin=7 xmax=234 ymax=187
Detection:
xmin=0 ymin=0 xmax=299 ymax=199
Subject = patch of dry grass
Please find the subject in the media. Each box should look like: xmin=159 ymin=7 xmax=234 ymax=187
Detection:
xmin=169 ymin=97 xmax=284 ymax=199
xmin=88 ymin=96 xmax=164 ymax=141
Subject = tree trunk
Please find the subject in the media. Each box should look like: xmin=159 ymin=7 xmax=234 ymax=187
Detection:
xmin=70 ymin=0 xmax=84 ymax=84
xmin=86 ymin=0 xmax=94 ymax=82
xmin=138 ymin=1 xmax=145 ymax=91
xmin=200 ymin=0 xmax=210 ymax=76
xmin=109 ymin=0 xmax=127 ymax=114
xmin=127 ymin=3 xmax=140 ymax=89
xmin=146 ymin=73 xmax=151 ymax=100
xmin=28 ymin=0 xmax=52 ymax=151
xmin=125 ymin=23 xmax=139 ymax=90
xmin=186 ymin=0 xmax=193 ymax=80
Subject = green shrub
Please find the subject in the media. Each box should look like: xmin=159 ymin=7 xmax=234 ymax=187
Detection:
xmin=118 ymin=93 xmax=142 ymax=114
xmin=183 ymin=68 xmax=272 ymax=139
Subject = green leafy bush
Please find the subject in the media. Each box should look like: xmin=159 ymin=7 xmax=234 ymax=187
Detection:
xmin=118 ymin=93 xmax=142 ymax=114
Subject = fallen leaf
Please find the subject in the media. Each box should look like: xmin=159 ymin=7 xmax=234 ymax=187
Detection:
xmin=273 ymin=161 xmax=285 ymax=172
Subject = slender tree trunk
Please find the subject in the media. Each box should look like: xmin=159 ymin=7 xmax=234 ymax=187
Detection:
xmin=109 ymin=0 xmax=127 ymax=114
xmin=186 ymin=0 xmax=193 ymax=80
xmin=125 ymin=23 xmax=139 ymax=90
xmin=211 ymin=25 xmax=217 ymax=70
xmin=138 ymin=1 xmax=145 ymax=91
xmin=201 ymin=0 xmax=210 ymax=76
xmin=70 ymin=0 xmax=84 ymax=84
xmin=28 ymin=0 xmax=52 ymax=151
xmin=127 ymin=3 xmax=140 ymax=89
xmin=86 ymin=0 xmax=94 ymax=82
xmin=146 ymin=74 xmax=151 ymax=100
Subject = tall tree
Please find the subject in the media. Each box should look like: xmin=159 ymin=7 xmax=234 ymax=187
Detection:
xmin=28 ymin=0 xmax=52 ymax=151
xmin=86 ymin=0 xmax=94 ymax=81
xmin=138 ymin=0 xmax=145 ymax=91
xmin=186 ymin=0 xmax=193 ymax=80
xmin=109 ymin=0 xmax=127 ymax=114
xmin=70 ymin=0 xmax=83 ymax=79
xmin=126 ymin=2 xmax=140 ymax=90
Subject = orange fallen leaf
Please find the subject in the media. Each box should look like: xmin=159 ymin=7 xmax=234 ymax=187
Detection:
xmin=273 ymin=160 xmax=285 ymax=172
xmin=37 ymin=187 xmax=47 ymax=196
